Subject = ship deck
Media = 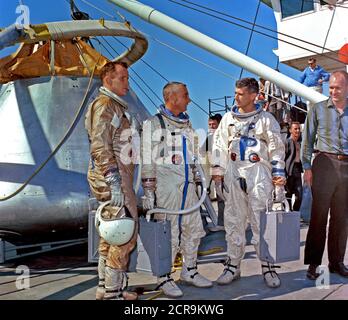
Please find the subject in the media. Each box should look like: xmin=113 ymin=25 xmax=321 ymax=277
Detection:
xmin=1 ymin=223 xmax=347 ymax=301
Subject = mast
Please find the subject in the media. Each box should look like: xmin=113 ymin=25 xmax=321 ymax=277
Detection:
xmin=108 ymin=0 xmax=327 ymax=104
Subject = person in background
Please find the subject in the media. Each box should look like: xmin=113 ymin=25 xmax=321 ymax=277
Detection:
xmin=299 ymin=57 xmax=330 ymax=108
xmin=201 ymin=114 xmax=225 ymax=231
xmin=256 ymin=77 xmax=269 ymax=110
xmin=264 ymin=76 xmax=289 ymax=124
xmin=284 ymin=121 xmax=303 ymax=211
xmin=301 ymin=70 xmax=348 ymax=280
xmin=279 ymin=122 xmax=290 ymax=144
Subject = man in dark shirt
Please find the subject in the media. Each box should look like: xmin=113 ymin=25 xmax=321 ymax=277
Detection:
xmin=301 ymin=71 xmax=348 ymax=280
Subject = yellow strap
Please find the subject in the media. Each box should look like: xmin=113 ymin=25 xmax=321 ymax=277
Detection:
xmin=198 ymin=246 xmax=224 ymax=256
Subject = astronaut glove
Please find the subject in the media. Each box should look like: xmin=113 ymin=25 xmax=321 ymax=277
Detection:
xmin=109 ymin=183 xmax=124 ymax=207
xmin=142 ymin=189 xmax=155 ymax=211
xmin=105 ymin=171 xmax=124 ymax=207
xmin=215 ymin=180 xmax=229 ymax=202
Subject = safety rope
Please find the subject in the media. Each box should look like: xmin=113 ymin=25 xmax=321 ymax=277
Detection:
xmin=0 ymin=58 xmax=99 ymax=201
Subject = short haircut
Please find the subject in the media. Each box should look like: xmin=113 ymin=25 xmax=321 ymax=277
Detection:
xmin=308 ymin=57 xmax=316 ymax=63
xmin=289 ymin=121 xmax=301 ymax=128
xmin=331 ymin=70 xmax=348 ymax=83
xmin=209 ymin=113 xmax=222 ymax=123
xmin=100 ymin=61 xmax=128 ymax=82
xmin=235 ymin=77 xmax=259 ymax=94
xmin=162 ymin=81 xmax=186 ymax=101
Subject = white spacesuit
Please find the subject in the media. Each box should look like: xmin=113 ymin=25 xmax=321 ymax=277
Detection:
xmin=141 ymin=104 xmax=212 ymax=297
xmin=212 ymin=104 xmax=286 ymax=288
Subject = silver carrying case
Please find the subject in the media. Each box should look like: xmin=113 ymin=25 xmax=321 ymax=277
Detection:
xmin=259 ymin=198 xmax=300 ymax=264
xmin=88 ymin=200 xmax=172 ymax=276
xmin=138 ymin=215 xmax=172 ymax=277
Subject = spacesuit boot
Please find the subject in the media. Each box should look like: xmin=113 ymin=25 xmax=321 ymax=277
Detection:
xmin=156 ymin=274 xmax=183 ymax=298
xmin=95 ymin=255 xmax=106 ymax=300
xmin=216 ymin=260 xmax=241 ymax=285
xmin=104 ymin=266 xmax=124 ymax=300
xmin=262 ymin=262 xmax=281 ymax=288
xmin=180 ymin=264 xmax=213 ymax=288
xmin=104 ymin=267 xmax=138 ymax=300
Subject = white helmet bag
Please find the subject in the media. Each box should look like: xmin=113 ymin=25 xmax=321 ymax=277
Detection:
xmin=95 ymin=201 xmax=135 ymax=246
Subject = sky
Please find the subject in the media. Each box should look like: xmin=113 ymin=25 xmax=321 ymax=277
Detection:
xmin=0 ymin=0 xmax=305 ymax=130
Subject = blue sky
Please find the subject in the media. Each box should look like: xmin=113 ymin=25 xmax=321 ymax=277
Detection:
xmin=0 ymin=0 xmax=304 ymax=130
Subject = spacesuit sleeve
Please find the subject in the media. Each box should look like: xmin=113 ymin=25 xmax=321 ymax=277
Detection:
xmin=141 ymin=118 xmax=157 ymax=180
xmin=211 ymin=114 xmax=229 ymax=176
xmin=301 ymin=104 xmax=318 ymax=170
xmin=89 ymin=98 xmax=120 ymax=177
xmin=264 ymin=114 xmax=286 ymax=178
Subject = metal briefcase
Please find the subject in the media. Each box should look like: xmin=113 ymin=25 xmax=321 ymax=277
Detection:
xmin=138 ymin=216 xmax=172 ymax=277
xmin=259 ymin=199 xmax=300 ymax=264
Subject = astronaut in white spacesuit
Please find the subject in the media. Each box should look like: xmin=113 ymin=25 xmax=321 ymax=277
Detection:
xmin=212 ymin=77 xmax=286 ymax=288
xmin=141 ymin=82 xmax=212 ymax=298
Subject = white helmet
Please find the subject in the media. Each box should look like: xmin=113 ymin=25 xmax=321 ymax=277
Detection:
xmin=95 ymin=201 xmax=135 ymax=246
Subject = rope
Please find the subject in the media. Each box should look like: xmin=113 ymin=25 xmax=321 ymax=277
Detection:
xmin=150 ymin=36 xmax=236 ymax=80
xmin=70 ymin=0 xmax=209 ymax=114
xmin=100 ymin=37 xmax=163 ymax=104
xmin=0 ymin=59 xmax=99 ymax=201
xmin=114 ymin=21 xmax=209 ymax=115
xmin=91 ymin=37 xmax=158 ymax=110
xmin=70 ymin=7 xmax=162 ymax=110
xmin=66 ymin=0 xmax=346 ymax=117
xmin=80 ymin=0 xmax=118 ymax=19
xmin=321 ymin=6 xmax=336 ymax=54
xmin=238 ymin=0 xmax=261 ymax=80
xmin=170 ymin=0 xmax=348 ymax=64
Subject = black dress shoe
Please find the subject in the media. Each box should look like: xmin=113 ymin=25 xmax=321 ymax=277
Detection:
xmin=328 ymin=262 xmax=348 ymax=277
xmin=306 ymin=264 xmax=320 ymax=280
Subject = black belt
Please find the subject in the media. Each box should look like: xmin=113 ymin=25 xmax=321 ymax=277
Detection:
xmin=320 ymin=152 xmax=348 ymax=161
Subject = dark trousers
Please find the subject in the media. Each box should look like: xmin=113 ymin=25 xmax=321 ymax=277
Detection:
xmin=286 ymin=163 xmax=303 ymax=211
xmin=217 ymin=196 xmax=225 ymax=226
xmin=304 ymin=153 xmax=348 ymax=266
